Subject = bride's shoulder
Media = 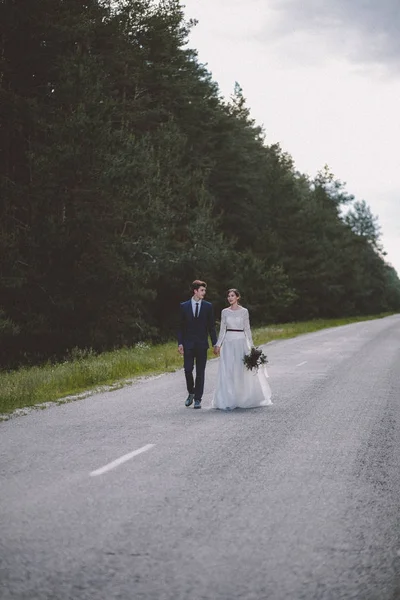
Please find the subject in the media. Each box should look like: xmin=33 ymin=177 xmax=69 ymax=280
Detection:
xmin=240 ymin=306 xmax=248 ymax=312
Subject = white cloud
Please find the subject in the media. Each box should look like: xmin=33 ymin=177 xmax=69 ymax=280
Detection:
xmin=183 ymin=0 xmax=400 ymax=274
xmin=269 ymin=0 xmax=400 ymax=70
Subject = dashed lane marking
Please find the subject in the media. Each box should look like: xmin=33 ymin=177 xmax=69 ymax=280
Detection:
xmin=90 ymin=444 xmax=155 ymax=477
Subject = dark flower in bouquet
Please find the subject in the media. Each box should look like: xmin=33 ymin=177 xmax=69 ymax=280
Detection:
xmin=243 ymin=346 xmax=268 ymax=372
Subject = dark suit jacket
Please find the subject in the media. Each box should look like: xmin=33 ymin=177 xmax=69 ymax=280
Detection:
xmin=177 ymin=300 xmax=217 ymax=350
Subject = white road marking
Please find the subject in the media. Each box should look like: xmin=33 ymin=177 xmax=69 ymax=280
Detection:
xmin=296 ymin=361 xmax=307 ymax=367
xmin=90 ymin=444 xmax=155 ymax=477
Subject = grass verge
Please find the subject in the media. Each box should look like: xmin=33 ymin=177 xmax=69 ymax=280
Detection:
xmin=0 ymin=313 xmax=395 ymax=417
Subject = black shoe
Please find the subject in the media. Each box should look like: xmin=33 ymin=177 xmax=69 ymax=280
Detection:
xmin=194 ymin=400 xmax=202 ymax=409
xmin=185 ymin=393 xmax=195 ymax=407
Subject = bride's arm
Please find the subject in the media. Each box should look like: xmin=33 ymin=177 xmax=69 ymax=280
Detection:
xmin=243 ymin=308 xmax=254 ymax=347
xmin=216 ymin=309 xmax=227 ymax=348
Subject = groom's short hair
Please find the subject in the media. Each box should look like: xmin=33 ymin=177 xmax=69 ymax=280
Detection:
xmin=191 ymin=280 xmax=207 ymax=292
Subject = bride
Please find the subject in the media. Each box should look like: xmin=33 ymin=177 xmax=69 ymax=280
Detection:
xmin=212 ymin=288 xmax=272 ymax=410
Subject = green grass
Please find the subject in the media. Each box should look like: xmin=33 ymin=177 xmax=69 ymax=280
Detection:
xmin=251 ymin=314 xmax=394 ymax=346
xmin=0 ymin=313 xmax=395 ymax=417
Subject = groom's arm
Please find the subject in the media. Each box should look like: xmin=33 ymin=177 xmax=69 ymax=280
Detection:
xmin=177 ymin=303 xmax=185 ymax=352
xmin=208 ymin=303 xmax=217 ymax=347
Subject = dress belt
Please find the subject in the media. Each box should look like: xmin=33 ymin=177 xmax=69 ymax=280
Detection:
xmin=226 ymin=329 xmax=244 ymax=332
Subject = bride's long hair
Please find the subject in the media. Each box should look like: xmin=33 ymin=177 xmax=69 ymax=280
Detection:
xmin=227 ymin=288 xmax=241 ymax=304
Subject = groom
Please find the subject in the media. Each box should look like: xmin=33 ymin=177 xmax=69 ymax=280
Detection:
xmin=178 ymin=280 xmax=218 ymax=409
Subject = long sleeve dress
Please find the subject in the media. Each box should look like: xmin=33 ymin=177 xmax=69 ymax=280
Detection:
xmin=212 ymin=306 xmax=272 ymax=410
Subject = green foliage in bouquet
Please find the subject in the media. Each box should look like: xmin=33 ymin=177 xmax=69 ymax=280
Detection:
xmin=243 ymin=347 xmax=268 ymax=372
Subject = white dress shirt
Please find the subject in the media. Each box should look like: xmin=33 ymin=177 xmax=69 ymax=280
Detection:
xmin=191 ymin=298 xmax=202 ymax=317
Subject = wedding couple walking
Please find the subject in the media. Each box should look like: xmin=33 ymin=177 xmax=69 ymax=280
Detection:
xmin=177 ymin=280 xmax=272 ymax=410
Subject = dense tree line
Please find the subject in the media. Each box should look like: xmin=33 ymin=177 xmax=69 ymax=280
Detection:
xmin=1 ymin=0 xmax=399 ymax=368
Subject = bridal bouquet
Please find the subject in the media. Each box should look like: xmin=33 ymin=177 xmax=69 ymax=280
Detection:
xmin=243 ymin=346 xmax=268 ymax=372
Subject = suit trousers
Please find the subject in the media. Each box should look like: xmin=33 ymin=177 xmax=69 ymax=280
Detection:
xmin=183 ymin=346 xmax=208 ymax=401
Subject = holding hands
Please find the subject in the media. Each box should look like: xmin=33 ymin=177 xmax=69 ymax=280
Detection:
xmin=179 ymin=344 xmax=219 ymax=356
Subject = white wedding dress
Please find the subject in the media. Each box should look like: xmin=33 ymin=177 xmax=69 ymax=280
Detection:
xmin=212 ymin=306 xmax=272 ymax=410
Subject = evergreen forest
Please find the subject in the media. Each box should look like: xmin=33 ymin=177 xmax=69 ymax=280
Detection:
xmin=1 ymin=0 xmax=400 ymax=369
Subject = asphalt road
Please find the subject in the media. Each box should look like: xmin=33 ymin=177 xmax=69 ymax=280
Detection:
xmin=1 ymin=315 xmax=400 ymax=600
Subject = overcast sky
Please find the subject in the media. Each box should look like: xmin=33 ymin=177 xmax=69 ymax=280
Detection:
xmin=182 ymin=0 xmax=400 ymax=275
